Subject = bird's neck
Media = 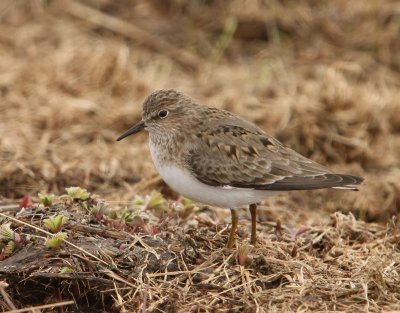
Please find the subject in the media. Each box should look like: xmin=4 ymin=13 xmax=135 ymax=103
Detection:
xmin=148 ymin=131 xmax=188 ymax=167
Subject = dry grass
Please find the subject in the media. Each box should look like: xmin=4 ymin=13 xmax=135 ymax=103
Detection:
xmin=1 ymin=194 xmax=399 ymax=312
xmin=0 ymin=0 xmax=399 ymax=312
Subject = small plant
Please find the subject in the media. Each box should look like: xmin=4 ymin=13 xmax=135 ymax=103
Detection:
xmin=45 ymin=232 xmax=67 ymax=249
xmin=120 ymin=210 xmax=135 ymax=224
xmin=43 ymin=215 xmax=68 ymax=233
xmin=146 ymin=191 xmax=167 ymax=211
xmin=65 ymin=187 xmax=90 ymax=200
xmin=38 ymin=193 xmax=55 ymax=206
xmin=121 ymin=207 xmax=150 ymax=232
xmin=0 ymin=223 xmax=15 ymax=241
xmin=131 ymin=195 xmax=145 ymax=210
xmin=131 ymin=191 xmax=169 ymax=218
xmin=0 ymin=223 xmax=21 ymax=260
xmin=89 ymin=201 xmax=119 ymax=223
xmin=0 ymin=223 xmax=21 ymax=243
xmin=60 ymin=266 xmax=73 ymax=273
xmin=85 ymin=194 xmax=160 ymax=233
xmin=238 ymin=243 xmax=252 ymax=266
xmin=122 ymin=206 xmax=149 ymax=222
xmin=90 ymin=201 xmax=109 ymax=219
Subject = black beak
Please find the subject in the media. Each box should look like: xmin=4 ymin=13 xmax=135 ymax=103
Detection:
xmin=116 ymin=120 xmax=146 ymax=141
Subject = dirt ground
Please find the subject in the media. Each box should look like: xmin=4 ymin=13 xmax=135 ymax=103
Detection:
xmin=0 ymin=0 xmax=399 ymax=312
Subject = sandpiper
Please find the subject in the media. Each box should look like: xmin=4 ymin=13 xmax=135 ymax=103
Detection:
xmin=117 ymin=89 xmax=363 ymax=248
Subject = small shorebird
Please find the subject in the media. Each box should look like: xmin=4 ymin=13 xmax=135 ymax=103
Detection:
xmin=117 ymin=89 xmax=363 ymax=248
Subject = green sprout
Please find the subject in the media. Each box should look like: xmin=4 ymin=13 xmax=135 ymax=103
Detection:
xmin=119 ymin=206 xmax=150 ymax=232
xmin=180 ymin=196 xmax=193 ymax=208
xmin=120 ymin=210 xmax=135 ymax=224
xmin=131 ymin=195 xmax=145 ymax=210
xmin=60 ymin=266 xmax=73 ymax=273
xmin=43 ymin=215 xmax=69 ymax=233
xmin=146 ymin=191 xmax=167 ymax=211
xmin=91 ymin=201 xmax=109 ymax=216
xmin=107 ymin=210 xmax=118 ymax=219
xmin=65 ymin=187 xmax=90 ymax=200
xmin=124 ymin=207 xmax=149 ymax=222
xmin=0 ymin=223 xmax=21 ymax=243
xmin=45 ymin=232 xmax=67 ymax=249
xmin=131 ymin=191 xmax=169 ymax=218
xmin=90 ymin=201 xmax=118 ymax=221
xmin=38 ymin=193 xmax=55 ymax=206
xmin=0 ymin=223 xmax=15 ymax=241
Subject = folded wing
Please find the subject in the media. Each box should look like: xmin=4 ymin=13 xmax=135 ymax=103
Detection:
xmin=187 ymin=118 xmax=363 ymax=191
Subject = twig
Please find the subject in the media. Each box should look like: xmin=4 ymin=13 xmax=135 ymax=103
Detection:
xmin=102 ymin=270 xmax=137 ymax=288
xmin=67 ymin=222 xmax=127 ymax=240
xmin=113 ymin=282 xmax=127 ymax=313
xmin=0 ymin=281 xmax=16 ymax=310
xmin=61 ymin=0 xmax=203 ymax=72
xmin=214 ymin=278 xmax=260 ymax=296
xmin=3 ymin=300 xmax=74 ymax=313
xmin=146 ymin=261 xmax=217 ymax=278
xmin=0 ymin=212 xmax=144 ymax=292
xmin=0 ymin=205 xmax=20 ymax=213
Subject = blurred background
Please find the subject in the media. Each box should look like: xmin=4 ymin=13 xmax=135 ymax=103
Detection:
xmin=0 ymin=0 xmax=399 ymax=224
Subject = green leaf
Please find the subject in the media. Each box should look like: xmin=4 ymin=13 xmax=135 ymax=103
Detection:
xmin=131 ymin=195 xmax=145 ymax=210
xmin=43 ymin=215 xmax=69 ymax=233
xmin=45 ymin=232 xmax=67 ymax=249
xmin=60 ymin=266 xmax=73 ymax=273
xmin=146 ymin=191 xmax=167 ymax=211
xmin=65 ymin=187 xmax=90 ymax=200
xmin=38 ymin=193 xmax=55 ymax=206
xmin=0 ymin=223 xmax=15 ymax=242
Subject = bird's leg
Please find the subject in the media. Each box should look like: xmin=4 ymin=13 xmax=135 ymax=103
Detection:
xmin=249 ymin=203 xmax=257 ymax=245
xmin=226 ymin=209 xmax=238 ymax=248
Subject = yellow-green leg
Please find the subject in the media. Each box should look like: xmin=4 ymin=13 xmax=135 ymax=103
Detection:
xmin=226 ymin=209 xmax=238 ymax=248
xmin=249 ymin=203 xmax=257 ymax=245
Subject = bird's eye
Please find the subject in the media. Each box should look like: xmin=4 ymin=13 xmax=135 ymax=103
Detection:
xmin=158 ymin=110 xmax=169 ymax=118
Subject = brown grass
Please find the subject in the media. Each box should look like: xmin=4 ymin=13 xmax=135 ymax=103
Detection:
xmin=0 ymin=0 xmax=399 ymax=312
xmin=1 ymin=196 xmax=399 ymax=312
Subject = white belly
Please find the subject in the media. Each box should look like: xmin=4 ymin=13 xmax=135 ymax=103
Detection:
xmin=149 ymin=143 xmax=278 ymax=208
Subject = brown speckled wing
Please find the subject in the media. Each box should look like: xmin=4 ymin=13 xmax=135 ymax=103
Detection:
xmin=187 ymin=115 xmax=363 ymax=191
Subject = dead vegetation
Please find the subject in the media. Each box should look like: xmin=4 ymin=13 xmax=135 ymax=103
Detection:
xmin=0 ymin=0 xmax=399 ymax=312
xmin=1 ymin=192 xmax=399 ymax=312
